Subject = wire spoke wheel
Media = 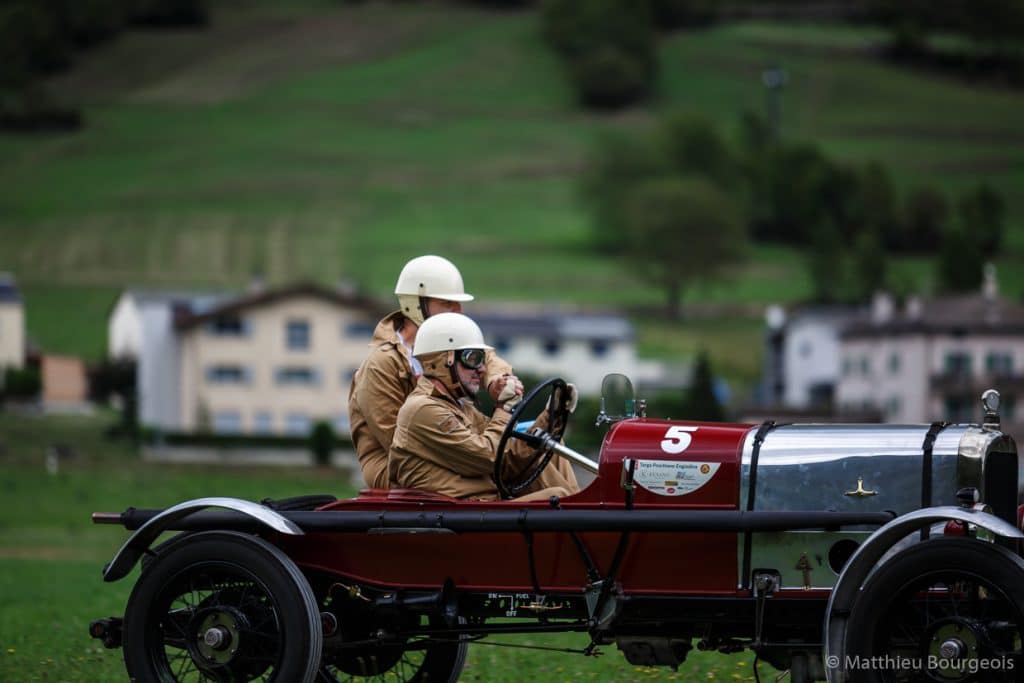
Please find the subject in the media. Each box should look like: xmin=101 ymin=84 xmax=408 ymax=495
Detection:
xmin=846 ymin=538 xmax=1024 ymax=683
xmin=123 ymin=531 xmax=322 ymax=683
xmin=320 ymin=611 xmax=467 ymax=683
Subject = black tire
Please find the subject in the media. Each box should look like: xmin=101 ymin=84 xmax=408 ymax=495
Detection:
xmin=123 ymin=530 xmax=323 ymax=683
xmin=845 ymin=538 xmax=1024 ymax=683
xmin=319 ymin=593 xmax=468 ymax=683
xmin=321 ymin=627 xmax=467 ymax=683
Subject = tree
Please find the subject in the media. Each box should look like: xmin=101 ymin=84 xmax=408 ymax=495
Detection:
xmin=621 ymin=177 xmax=746 ymax=320
xmin=937 ymin=226 xmax=985 ymax=293
xmin=851 ymin=229 xmax=888 ymax=301
xmin=659 ymin=113 xmax=737 ymax=189
xmin=902 ymin=186 xmax=948 ymax=252
xmin=683 ymin=350 xmax=724 ymax=421
xmin=580 ymin=130 xmax=670 ymax=251
xmin=959 ymin=183 xmax=1005 ymax=256
xmin=806 ymin=222 xmax=845 ymax=303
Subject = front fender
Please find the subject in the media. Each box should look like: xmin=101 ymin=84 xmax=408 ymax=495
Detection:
xmin=823 ymin=505 xmax=1024 ymax=683
xmin=102 ymin=497 xmax=303 ymax=582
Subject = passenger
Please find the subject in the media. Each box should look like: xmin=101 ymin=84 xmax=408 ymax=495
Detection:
xmin=389 ymin=312 xmax=580 ymax=501
xmin=348 ymin=255 xmax=520 ymax=489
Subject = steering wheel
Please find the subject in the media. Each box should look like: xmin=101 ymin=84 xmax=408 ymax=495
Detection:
xmin=493 ymin=377 xmax=572 ymax=499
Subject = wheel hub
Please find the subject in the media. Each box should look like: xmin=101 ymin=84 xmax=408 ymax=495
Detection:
xmin=193 ymin=609 xmax=245 ymax=665
xmin=925 ymin=619 xmax=982 ymax=682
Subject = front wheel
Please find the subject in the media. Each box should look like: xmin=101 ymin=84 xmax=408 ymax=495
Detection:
xmin=845 ymin=537 xmax=1024 ymax=683
xmin=123 ymin=530 xmax=323 ymax=682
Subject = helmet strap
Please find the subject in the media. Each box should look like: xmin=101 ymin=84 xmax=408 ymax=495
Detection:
xmin=446 ymin=352 xmax=468 ymax=400
xmin=418 ymin=296 xmax=431 ymax=323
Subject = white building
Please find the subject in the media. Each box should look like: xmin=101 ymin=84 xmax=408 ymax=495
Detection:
xmin=108 ymin=289 xmax=226 ymax=429
xmin=0 ymin=273 xmax=25 ymax=375
xmin=838 ymin=271 xmax=1024 ymax=425
xmin=474 ymin=310 xmax=661 ymax=395
xmin=759 ymin=304 xmax=866 ymax=412
xmin=109 ymin=284 xmax=382 ymax=434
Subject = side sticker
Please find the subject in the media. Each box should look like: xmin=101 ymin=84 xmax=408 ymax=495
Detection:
xmin=633 ymin=460 xmax=720 ymax=496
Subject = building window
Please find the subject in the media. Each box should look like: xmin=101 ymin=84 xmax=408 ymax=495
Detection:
xmin=799 ymin=341 xmax=812 ymax=359
xmin=888 ymin=353 xmax=900 ymax=374
xmin=208 ymin=315 xmax=247 ymax=336
xmin=340 ymin=367 xmax=358 ymax=384
xmin=590 ymin=340 xmax=609 ymax=358
xmin=253 ymin=411 xmax=274 ymax=434
xmin=213 ymin=411 xmax=242 ymax=434
xmin=886 ymin=396 xmax=901 ymax=417
xmin=986 ymin=352 xmax=1013 ymax=376
xmin=1004 ymin=395 xmax=1016 ymax=420
xmin=276 ymin=366 xmax=319 ymax=386
xmin=860 ymin=356 xmax=870 ymax=376
xmin=945 ymin=352 xmax=972 ymax=376
xmin=841 ymin=357 xmax=852 ymax=377
xmin=542 ymin=339 xmax=561 ymax=356
xmin=205 ymin=365 xmax=250 ymax=385
xmin=344 ymin=321 xmax=374 ymax=338
xmin=286 ymin=320 xmax=311 ymax=350
xmin=493 ymin=337 xmax=511 ymax=355
xmin=944 ymin=395 xmax=973 ymax=422
xmin=332 ymin=413 xmax=351 ymax=434
xmin=285 ymin=413 xmax=310 ymax=435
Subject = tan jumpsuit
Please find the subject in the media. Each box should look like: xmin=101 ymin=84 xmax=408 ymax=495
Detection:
xmin=389 ymin=376 xmax=580 ymax=500
xmin=348 ymin=311 xmax=512 ymax=489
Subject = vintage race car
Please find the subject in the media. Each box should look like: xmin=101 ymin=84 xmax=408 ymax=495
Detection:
xmin=90 ymin=375 xmax=1024 ymax=683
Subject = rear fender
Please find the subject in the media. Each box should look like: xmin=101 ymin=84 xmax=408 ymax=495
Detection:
xmin=823 ymin=505 xmax=1024 ymax=683
xmin=102 ymin=497 xmax=302 ymax=582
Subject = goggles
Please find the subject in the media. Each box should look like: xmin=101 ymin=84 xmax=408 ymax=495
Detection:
xmin=457 ymin=348 xmax=486 ymax=370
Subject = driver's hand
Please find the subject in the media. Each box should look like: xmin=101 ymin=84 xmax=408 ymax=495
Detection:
xmin=488 ymin=374 xmax=516 ymax=402
xmin=565 ymin=383 xmax=579 ymax=414
xmin=493 ymin=374 xmax=524 ymax=405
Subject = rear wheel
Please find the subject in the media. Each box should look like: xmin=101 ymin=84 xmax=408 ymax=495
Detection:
xmin=123 ymin=530 xmax=322 ymax=683
xmin=318 ymin=587 xmax=467 ymax=683
xmin=845 ymin=538 xmax=1024 ymax=683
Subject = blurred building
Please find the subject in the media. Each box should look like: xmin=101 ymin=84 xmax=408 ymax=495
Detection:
xmin=0 ymin=273 xmax=25 ymax=374
xmin=108 ymin=288 xmax=227 ymax=429
xmin=111 ymin=282 xmax=382 ymax=435
xmin=41 ymin=354 xmax=88 ymax=410
xmin=837 ymin=268 xmax=1024 ymax=426
xmin=473 ymin=310 xmax=663 ymax=395
xmin=756 ymin=303 xmax=867 ymax=414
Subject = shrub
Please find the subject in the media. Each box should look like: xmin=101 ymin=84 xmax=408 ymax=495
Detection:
xmin=649 ymin=0 xmax=718 ymax=30
xmin=130 ymin=0 xmax=209 ymax=27
xmin=310 ymin=420 xmax=335 ymax=467
xmin=540 ymin=0 xmax=657 ymax=109
xmin=568 ymin=45 xmax=653 ymax=108
xmin=2 ymin=366 xmax=41 ymax=400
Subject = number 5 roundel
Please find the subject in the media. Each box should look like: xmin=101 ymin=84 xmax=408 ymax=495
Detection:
xmin=661 ymin=426 xmax=698 ymax=454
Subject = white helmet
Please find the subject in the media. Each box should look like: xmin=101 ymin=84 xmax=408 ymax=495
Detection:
xmin=413 ymin=312 xmax=492 ymax=358
xmin=395 ymin=255 xmax=474 ymax=325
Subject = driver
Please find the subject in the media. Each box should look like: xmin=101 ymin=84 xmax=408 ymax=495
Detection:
xmin=348 ymin=255 xmax=521 ymax=489
xmin=389 ymin=312 xmax=580 ymax=501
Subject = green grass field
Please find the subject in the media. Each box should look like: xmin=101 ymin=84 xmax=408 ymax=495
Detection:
xmin=2 ymin=1 xmax=1024 ymax=380
xmin=0 ymin=412 xmax=779 ymax=681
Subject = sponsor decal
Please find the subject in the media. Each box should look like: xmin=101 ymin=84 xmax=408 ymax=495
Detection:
xmin=632 ymin=460 xmax=720 ymax=496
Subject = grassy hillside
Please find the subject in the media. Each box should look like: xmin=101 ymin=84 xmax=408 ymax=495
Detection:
xmin=2 ymin=1 xmax=1023 ymax=387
